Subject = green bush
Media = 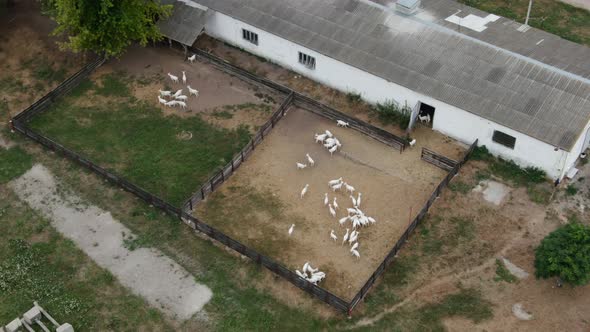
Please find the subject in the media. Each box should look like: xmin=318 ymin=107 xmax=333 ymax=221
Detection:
xmin=566 ymin=184 xmax=578 ymax=196
xmin=370 ymin=100 xmax=411 ymax=129
xmin=345 ymin=91 xmax=362 ymax=104
xmin=0 ymin=147 xmax=33 ymax=184
xmin=470 ymin=145 xmax=492 ymax=161
xmin=534 ymin=222 xmax=590 ymax=286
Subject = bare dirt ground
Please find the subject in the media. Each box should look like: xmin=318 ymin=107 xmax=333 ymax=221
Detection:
xmin=10 ymin=164 xmax=213 ymax=322
xmin=89 ymin=44 xmax=283 ymax=133
xmin=0 ymin=1 xmax=84 ymax=119
xmin=195 ymin=107 xmax=463 ymax=300
xmin=354 ymin=160 xmax=590 ymax=331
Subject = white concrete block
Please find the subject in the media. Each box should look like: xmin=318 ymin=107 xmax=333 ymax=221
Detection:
xmin=4 ymin=318 xmax=22 ymax=332
xmin=56 ymin=323 xmax=74 ymax=332
xmin=22 ymin=306 xmax=41 ymax=324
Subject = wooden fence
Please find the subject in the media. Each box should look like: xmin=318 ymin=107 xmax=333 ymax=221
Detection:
xmin=182 ymin=92 xmax=294 ymax=211
xmin=421 ymin=147 xmax=459 ymax=172
xmin=11 ymin=44 xmax=478 ymax=315
xmin=347 ymin=139 xmax=478 ymax=311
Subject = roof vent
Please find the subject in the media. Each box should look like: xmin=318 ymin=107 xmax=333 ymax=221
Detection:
xmin=396 ymin=0 xmax=420 ymax=15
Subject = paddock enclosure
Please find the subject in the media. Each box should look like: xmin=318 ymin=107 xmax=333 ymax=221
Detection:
xmin=195 ymin=106 xmax=464 ymax=300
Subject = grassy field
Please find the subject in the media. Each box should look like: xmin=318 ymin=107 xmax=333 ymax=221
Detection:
xmin=28 ymin=75 xmax=252 ymax=206
xmin=460 ymin=0 xmax=590 ymax=46
xmin=0 ymin=147 xmax=172 ymax=331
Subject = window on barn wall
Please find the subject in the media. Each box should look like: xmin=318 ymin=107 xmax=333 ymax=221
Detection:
xmin=298 ymin=51 xmax=316 ymax=69
xmin=492 ymin=130 xmax=516 ymax=149
xmin=242 ymin=29 xmax=258 ymax=45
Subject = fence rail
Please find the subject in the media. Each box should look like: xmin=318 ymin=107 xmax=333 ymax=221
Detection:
xmin=11 ymin=43 xmax=479 ymax=315
xmin=421 ymin=147 xmax=459 ymax=172
xmin=348 ymin=139 xmax=478 ymax=311
xmin=182 ymin=91 xmax=294 ymax=211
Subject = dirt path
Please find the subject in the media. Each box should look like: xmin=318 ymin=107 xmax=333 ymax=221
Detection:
xmin=9 ymin=164 xmax=212 ymax=321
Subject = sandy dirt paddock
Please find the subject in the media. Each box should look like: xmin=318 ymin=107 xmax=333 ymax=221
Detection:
xmin=92 ymin=44 xmax=283 ymax=133
xmin=196 ymin=107 xmax=464 ymax=300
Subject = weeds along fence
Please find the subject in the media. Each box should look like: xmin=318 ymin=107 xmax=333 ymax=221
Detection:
xmin=421 ymin=147 xmax=459 ymax=172
xmin=11 ymin=57 xmax=105 ymax=124
xmin=348 ymin=139 xmax=479 ymax=312
xmin=182 ymin=91 xmax=295 ymax=211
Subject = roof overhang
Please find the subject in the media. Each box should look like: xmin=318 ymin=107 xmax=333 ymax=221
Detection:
xmin=158 ymin=0 xmax=211 ymax=46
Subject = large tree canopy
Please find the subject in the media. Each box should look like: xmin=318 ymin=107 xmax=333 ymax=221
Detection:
xmin=43 ymin=0 xmax=171 ymax=57
xmin=534 ymin=222 xmax=590 ymax=286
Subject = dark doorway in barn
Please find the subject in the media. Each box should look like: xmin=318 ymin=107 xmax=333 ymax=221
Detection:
xmin=418 ymin=102 xmax=435 ymax=127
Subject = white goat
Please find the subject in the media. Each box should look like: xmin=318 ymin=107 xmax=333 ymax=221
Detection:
xmin=329 ymin=204 xmax=336 ymax=218
xmin=182 ymin=71 xmax=187 ymax=85
xmin=329 ymin=145 xmax=338 ymax=156
xmin=333 ymin=197 xmax=339 ymax=210
xmin=330 ymin=230 xmax=337 ymax=241
xmin=314 ymin=133 xmax=327 ymax=143
xmin=175 ymin=95 xmax=188 ymax=101
xmin=344 ymin=183 xmax=355 ymax=194
xmin=158 ymin=89 xmax=172 ymax=97
xmin=350 ymin=242 xmax=359 ymax=252
xmin=173 ymin=89 xmax=183 ymax=98
xmin=409 ymin=139 xmax=417 ymax=147
xmin=288 ymin=224 xmax=295 ymax=236
xmin=303 ymin=262 xmax=310 ymax=274
xmin=165 ymin=100 xmax=177 ymax=107
xmin=418 ymin=113 xmax=431 ymax=123
xmin=325 ymin=130 xmax=333 ymax=138
xmin=306 ymin=153 xmax=314 ymax=166
xmin=187 ymin=54 xmax=196 ymax=63
xmin=357 ymin=192 xmax=362 ymax=208
xmin=324 ymin=141 xmax=336 ymax=149
xmin=331 ymin=182 xmax=343 ymax=192
xmin=296 ymin=269 xmax=306 ymax=278
xmin=350 ymin=195 xmax=357 ymax=207
xmin=187 ymin=85 xmax=199 ymax=97
xmin=342 ymin=228 xmax=350 ymax=245
xmin=324 ymin=193 xmax=329 ymax=206
xmin=300 ymin=184 xmax=309 ymax=199
xmin=351 ymin=249 xmax=360 ymax=259
xmin=334 ymin=138 xmax=342 ymax=148
xmin=368 ymin=216 xmax=376 ymax=224
xmin=296 ymin=162 xmax=307 ymax=170
xmin=339 ymin=216 xmax=349 ymax=226
xmin=157 ymin=96 xmax=167 ymax=105
xmin=328 ymin=178 xmax=343 ymax=186
xmin=336 ymin=120 xmax=349 ymax=127
xmin=347 ymin=208 xmax=357 ymax=215
xmin=176 ymin=101 xmax=187 ymax=109
xmin=168 ymin=72 xmax=179 ymax=83
xmin=349 ymin=231 xmax=359 ymax=244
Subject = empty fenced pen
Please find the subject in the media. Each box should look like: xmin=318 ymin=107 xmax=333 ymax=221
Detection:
xmin=11 ymin=43 xmax=477 ymax=315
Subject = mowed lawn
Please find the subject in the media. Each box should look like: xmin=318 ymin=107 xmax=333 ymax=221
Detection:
xmin=28 ymin=75 xmax=251 ymax=206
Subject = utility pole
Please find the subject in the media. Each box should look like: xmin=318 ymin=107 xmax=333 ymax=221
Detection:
xmin=525 ymin=0 xmax=533 ymax=25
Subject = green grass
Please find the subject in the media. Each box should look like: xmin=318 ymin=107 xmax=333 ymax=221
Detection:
xmin=0 ymin=147 xmax=33 ymax=183
xmin=369 ymin=100 xmax=412 ymax=129
xmin=494 ymin=259 xmax=518 ymax=283
xmin=212 ymin=109 xmax=234 ymax=119
xmin=458 ymin=0 xmax=590 ymax=46
xmin=69 ymin=78 xmax=95 ymax=98
xmin=95 ymin=73 xmax=130 ymax=97
xmin=566 ymin=184 xmax=579 ymax=196
xmin=346 ymin=91 xmax=363 ymax=104
xmin=448 ymin=180 xmax=472 ymax=194
xmin=527 ymin=184 xmax=553 ymax=204
xmin=354 ymin=287 xmax=493 ymax=331
xmin=0 ymin=189 xmax=171 ymax=331
xmin=29 ymin=96 xmax=251 ymax=205
xmin=33 ymin=62 xmax=67 ymax=84
xmin=0 ymin=77 xmax=27 ymax=94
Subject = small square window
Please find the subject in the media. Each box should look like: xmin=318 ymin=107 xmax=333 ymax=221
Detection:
xmin=492 ymin=130 xmax=516 ymax=149
xmin=298 ymin=51 xmax=316 ymax=70
xmin=242 ymin=29 xmax=258 ymax=45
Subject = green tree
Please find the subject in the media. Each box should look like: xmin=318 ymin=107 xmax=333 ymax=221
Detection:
xmin=42 ymin=0 xmax=172 ymax=57
xmin=534 ymin=222 xmax=590 ymax=286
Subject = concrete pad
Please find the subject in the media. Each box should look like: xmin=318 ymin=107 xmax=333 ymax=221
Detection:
xmin=9 ymin=164 xmax=212 ymax=321
xmin=512 ymin=303 xmax=533 ymax=320
xmin=472 ymin=180 xmax=510 ymax=205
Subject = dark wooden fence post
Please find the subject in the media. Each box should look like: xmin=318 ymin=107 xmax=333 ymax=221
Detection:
xmin=220 ymin=169 xmax=224 ymax=182
xmin=241 ymin=151 xmax=244 ymax=162
xmin=201 ymin=187 xmax=205 ymax=199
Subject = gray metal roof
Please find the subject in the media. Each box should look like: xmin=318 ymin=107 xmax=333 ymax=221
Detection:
xmin=192 ymin=0 xmax=590 ymax=150
xmin=158 ymin=1 xmax=210 ymax=46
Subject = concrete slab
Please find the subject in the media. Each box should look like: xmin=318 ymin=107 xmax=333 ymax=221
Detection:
xmin=472 ymin=180 xmax=510 ymax=205
xmin=9 ymin=164 xmax=212 ymax=321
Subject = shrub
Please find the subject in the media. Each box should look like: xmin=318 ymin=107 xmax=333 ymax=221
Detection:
xmin=566 ymin=184 xmax=578 ymax=196
xmin=470 ymin=145 xmax=492 ymax=161
xmin=346 ymin=91 xmax=362 ymax=104
xmin=370 ymin=100 xmax=411 ymax=129
xmin=534 ymin=222 xmax=590 ymax=286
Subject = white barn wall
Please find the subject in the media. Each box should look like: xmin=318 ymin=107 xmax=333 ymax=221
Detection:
xmin=204 ymin=11 xmax=575 ymax=179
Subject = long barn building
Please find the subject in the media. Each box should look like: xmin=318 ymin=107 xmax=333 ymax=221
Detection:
xmin=161 ymin=0 xmax=590 ymax=180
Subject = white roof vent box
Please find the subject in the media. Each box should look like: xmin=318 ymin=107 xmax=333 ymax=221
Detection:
xmin=395 ymin=0 xmax=420 ymax=15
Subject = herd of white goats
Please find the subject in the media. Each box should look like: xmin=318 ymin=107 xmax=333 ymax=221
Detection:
xmin=157 ymin=54 xmax=199 ymax=109
xmin=291 ymin=120 xmax=379 ymax=285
